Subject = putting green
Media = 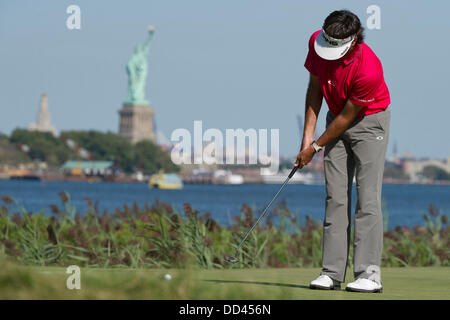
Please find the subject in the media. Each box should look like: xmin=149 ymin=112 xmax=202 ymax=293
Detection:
xmin=0 ymin=261 xmax=449 ymax=299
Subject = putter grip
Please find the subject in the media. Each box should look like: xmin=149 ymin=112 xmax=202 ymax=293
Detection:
xmin=288 ymin=165 xmax=298 ymax=179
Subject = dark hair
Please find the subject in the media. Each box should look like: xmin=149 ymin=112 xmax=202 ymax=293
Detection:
xmin=323 ymin=10 xmax=364 ymax=44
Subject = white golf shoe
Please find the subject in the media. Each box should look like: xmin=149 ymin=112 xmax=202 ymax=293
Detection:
xmin=345 ymin=278 xmax=383 ymax=293
xmin=309 ymin=275 xmax=341 ymax=290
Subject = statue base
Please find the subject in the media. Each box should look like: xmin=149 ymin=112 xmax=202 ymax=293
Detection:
xmin=118 ymin=103 xmax=156 ymax=144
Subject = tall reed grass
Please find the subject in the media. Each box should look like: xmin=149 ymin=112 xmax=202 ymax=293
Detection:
xmin=0 ymin=194 xmax=448 ymax=268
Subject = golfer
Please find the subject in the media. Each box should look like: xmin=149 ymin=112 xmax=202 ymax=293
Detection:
xmin=295 ymin=10 xmax=390 ymax=293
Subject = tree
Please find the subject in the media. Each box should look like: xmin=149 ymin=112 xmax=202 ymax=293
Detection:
xmin=8 ymin=129 xmax=179 ymax=174
xmin=9 ymin=129 xmax=77 ymax=167
xmin=421 ymin=165 xmax=450 ymax=181
xmin=0 ymin=133 xmax=31 ymax=165
xmin=62 ymin=130 xmax=134 ymax=172
xmin=62 ymin=130 xmax=179 ymax=174
xmin=134 ymin=140 xmax=179 ymax=174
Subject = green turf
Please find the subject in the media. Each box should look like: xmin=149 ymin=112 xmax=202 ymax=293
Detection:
xmin=1 ymin=259 xmax=449 ymax=299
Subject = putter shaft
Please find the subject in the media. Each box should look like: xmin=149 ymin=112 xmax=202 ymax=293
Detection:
xmin=235 ymin=166 xmax=299 ymax=254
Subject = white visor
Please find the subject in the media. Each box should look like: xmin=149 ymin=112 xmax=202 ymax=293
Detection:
xmin=314 ymin=30 xmax=355 ymax=60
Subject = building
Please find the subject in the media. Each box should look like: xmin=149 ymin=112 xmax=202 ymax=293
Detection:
xmin=28 ymin=94 xmax=58 ymax=136
xmin=61 ymin=160 xmax=114 ymax=177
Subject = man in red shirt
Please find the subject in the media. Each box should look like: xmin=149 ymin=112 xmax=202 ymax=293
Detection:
xmin=295 ymin=10 xmax=390 ymax=293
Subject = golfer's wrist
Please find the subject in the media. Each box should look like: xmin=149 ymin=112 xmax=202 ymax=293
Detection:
xmin=301 ymin=137 xmax=314 ymax=150
xmin=303 ymin=136 xmax=314 ymax=144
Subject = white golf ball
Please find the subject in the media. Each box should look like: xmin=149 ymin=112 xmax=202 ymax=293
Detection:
xmin=164 ymin=274 xmax=172 ymax=280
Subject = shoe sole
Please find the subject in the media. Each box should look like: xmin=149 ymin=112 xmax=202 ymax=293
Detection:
xmin=345 ymin=287 xmax=383 ymax=293
xmin=310 ymin=284 xmax=341 ymax=291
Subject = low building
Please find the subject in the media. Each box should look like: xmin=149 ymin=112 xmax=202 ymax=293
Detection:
xmin=61 ymin=160 xmax=114 ymax=177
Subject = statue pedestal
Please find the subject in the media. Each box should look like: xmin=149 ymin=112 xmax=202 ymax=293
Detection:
xmin=118 ymin=103 xmax=156 ymax=144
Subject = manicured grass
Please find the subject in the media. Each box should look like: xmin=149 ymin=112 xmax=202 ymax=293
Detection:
xmin=0 ymin=260 xmax=449 ymax=299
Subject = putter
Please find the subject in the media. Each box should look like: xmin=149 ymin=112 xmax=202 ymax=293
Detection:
xmin=224 ymin=165 xmax=300 ymax=263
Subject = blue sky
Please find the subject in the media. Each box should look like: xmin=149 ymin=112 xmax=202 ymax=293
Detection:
xmin=0 ymin=0 xmax=449 ymax=159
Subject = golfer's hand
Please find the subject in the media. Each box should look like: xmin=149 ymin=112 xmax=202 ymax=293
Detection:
xmin=295 ymin=145 xmax=315 ymax=168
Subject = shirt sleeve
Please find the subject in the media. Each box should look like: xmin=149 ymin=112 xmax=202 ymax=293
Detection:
xmin=304 ymin=33 xmax=319 ymax=75
xmin=349 ymin=61 xmax=383 ymax=107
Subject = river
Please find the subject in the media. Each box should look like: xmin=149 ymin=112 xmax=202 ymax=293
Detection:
xmin=0 ymin=180 xmax=448 ymax=229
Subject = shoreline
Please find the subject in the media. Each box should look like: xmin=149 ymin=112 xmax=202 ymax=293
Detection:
xmin=1 ymin=174 xmax=449 ymax=186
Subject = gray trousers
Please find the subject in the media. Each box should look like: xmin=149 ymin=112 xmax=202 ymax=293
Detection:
xmin=321 ymin=108 xmax=390 ymax=283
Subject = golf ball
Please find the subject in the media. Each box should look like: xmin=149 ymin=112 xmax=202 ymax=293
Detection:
xmin=164 ymin=274 xmax=172 ymax=280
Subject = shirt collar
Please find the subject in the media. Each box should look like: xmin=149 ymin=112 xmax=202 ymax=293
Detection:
xmin=342 ymin=43 xmax=362 ymax=65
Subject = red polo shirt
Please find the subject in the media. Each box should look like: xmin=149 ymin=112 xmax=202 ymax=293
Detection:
xmin=304 ymin=30 xmax=390 ymax=116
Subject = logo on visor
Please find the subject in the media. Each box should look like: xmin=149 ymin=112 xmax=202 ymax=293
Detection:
xmin=322 ymin=30 xmax=354 ymax=47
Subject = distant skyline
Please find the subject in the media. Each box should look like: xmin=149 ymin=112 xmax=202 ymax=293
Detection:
xmin=1 ymin=1 xmax=449 ymax=159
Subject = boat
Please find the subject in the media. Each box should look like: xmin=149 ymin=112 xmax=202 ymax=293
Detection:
xmin=149 ymin=171 xmax=183 ymax=189
xmin=260 ymin=168 xmax=320 ymax=184
xmin=213 ymin=170 xmax=244 ymax=185
xmin=7 ymin=169 xmax=41 ymax=181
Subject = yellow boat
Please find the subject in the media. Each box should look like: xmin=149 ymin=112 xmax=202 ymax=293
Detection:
xmin=149 ymin=171 xmax=183 ymax=190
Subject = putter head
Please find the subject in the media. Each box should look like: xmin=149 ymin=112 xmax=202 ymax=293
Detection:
xmin=224 ymin=255 xmax=239 ymax=263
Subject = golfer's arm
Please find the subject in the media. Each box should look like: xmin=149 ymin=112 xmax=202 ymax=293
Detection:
xmin=302 ymin=74 xmax=323 ymax=149
xmin=315 ymin=100 xmax=363 ymax=148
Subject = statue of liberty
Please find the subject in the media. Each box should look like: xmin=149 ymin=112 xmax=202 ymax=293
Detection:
xmin=125 ymin=26 xmax=155 ymax=105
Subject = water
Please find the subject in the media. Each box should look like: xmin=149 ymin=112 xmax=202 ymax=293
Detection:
xmin=0 ymin=180 xmax=448 ymax=229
